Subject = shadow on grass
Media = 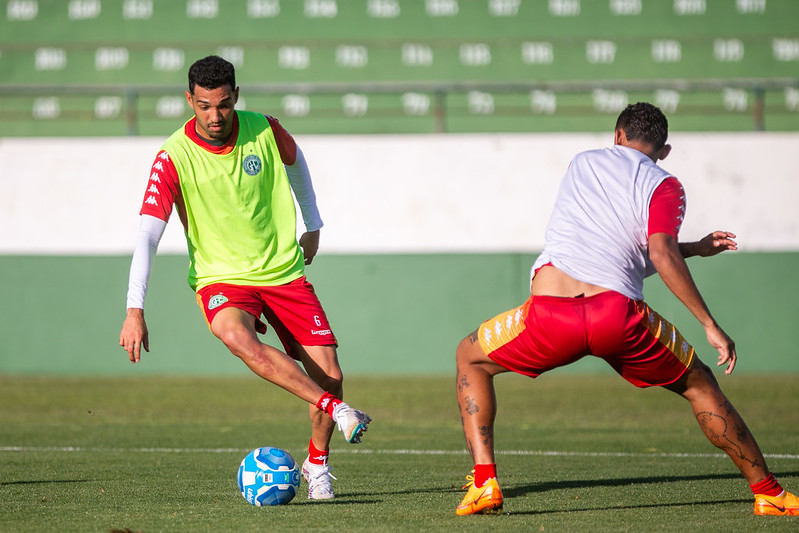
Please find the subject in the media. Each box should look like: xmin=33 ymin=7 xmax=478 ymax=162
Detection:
xmin=339 ymin=469 xmax=799 ymax=505
xmin=503 ymin=497 xmax=754 ymax=516
xmin=337 ymin=485 xmax=454 ymax=499
xmin=294 ymin=498 xmax=383 ymax=506
xmin=0 ymin=479 xmax=92 ymax=486
xmin=504 ymin=469 xmax=799 ymax=499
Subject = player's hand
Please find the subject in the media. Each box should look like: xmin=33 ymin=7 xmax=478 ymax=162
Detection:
xmin=694 ymin=231 xmax=737 ymax=257
xmin=705 ymin=322 xmax=737 ymax=374
xmin=299 ymin=230 xmax=320 ymax=265
xmin=119 ymin=308 xmax=149 ymax=363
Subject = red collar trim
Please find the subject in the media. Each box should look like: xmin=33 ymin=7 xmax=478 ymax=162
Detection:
xmin=184 ymin=112 xmax=239 ymax=154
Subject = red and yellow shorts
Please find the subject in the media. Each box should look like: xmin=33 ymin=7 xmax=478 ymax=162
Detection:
xmin=478 ymin=291 xmax=695 ymax=388
xmin=196 ymin=276 xmax=337 ymax=359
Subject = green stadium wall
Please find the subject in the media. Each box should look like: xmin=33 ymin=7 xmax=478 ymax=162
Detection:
xmin=0 ymin=251 xmax=797 ymax=376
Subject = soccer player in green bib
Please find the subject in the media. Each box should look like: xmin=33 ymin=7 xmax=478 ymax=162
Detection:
xmin=119 ymin=55 xmax=370 ymax=500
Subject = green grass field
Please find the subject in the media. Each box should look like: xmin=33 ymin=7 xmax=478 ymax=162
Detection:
xmin=2 ymin=373 xmax=798 ymax=532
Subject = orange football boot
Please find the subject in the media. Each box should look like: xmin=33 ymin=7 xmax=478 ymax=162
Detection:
xmin=754 ymin=490 xmax=799 ymax=516
xmin=456 ymin=475 xmax=504 ymax=515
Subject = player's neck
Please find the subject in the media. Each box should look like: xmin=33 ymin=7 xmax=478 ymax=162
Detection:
xmin=196 ymin=130 xmax=229 ymax=146
xmin=187 ymin=115 xmax=239 ymax=153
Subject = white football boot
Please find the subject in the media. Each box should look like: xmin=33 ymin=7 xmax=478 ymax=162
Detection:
xmin=332 ymin=403 xmax=372 ymax=444
xmin=302 ymin=455 xmax=336 ymax=500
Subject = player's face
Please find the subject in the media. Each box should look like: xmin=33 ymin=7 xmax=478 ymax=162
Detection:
xmin=186 ymin=84 xmax=239 ymax=141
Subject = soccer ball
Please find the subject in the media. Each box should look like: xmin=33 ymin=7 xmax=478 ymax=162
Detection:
xmin=237 ymin=447 xmax=301 ymax=506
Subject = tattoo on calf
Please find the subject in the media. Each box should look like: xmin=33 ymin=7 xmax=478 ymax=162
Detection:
xmin=458 ymin=374 xmax=470 ymax=392
xmin=696 ymin=409 xmax=761 ymax=469
xmin=465 ymin=396 xmax=479 ymax=415
xmin=468 ymin=330 xmax=479 ymax=344
xmin=479 ymin=425 xmax=493 ymax=446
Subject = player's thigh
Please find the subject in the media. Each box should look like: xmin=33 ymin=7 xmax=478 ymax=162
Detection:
xmin=210 ymin=307 xmax=261 ymax=352
xmin=198 ymin=283 xmax=266 ymax=336
xmin=595 ymin=298 xmax=695 ymax=388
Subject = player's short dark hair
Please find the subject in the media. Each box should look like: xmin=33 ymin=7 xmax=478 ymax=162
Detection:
xmin=188 ymin=55 xmax=236 ymax=94
xmin=615 ymin=102 xmax=669 ymax=150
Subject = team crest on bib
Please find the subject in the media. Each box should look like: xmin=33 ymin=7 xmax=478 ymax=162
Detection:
xmin=242 ymin=154 xmax=262 ymax=176
xmin=208 ymin=294 xmax=229 ymax=310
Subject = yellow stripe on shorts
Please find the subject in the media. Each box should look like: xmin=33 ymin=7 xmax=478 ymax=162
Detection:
xmin=477 ymin=300 xmax=530 ymax=355
xmin=196 ymin=292 xmax=214 ymax=333
xmin=637 ymin=302 xmax=696 ymax=368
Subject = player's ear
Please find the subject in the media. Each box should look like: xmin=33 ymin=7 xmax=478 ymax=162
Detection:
xmin=185 ymin=90 xmax=193 ymax=107
xmin=614 ymin=128 xmax=626 ymax=145
xmin=657 ymin=143 xmax=672 ymax=161
xmin=234 ymin=87 xmax=240 ymax=104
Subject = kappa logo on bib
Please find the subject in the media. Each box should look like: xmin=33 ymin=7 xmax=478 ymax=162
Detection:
xmin=242 ymin=154 xmax=262 ymax=176
xmin=208 ymin=294 xmax=229 ymax=310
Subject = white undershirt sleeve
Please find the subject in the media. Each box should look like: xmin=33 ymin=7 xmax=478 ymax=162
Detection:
xmin=126 ymin=214 xmax=167 ymax=309
xmin=285 ymin=146 xmax=324 ymax=232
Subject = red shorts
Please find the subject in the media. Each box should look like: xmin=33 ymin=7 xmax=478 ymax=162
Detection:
xmin=478 ymin=291 xmax=695 ymax=388
xmin=196 ymin=276 xmax=337 ymax=359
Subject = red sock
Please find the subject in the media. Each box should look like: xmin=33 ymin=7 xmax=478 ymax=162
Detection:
xmin=315 ymin=391 xmax=342 ymax=419
xmin=307 ymin=439 xmax=329 ymax=466
xmin=474 ymin=463 xmax=497 ymax=488
xmin=750 ymin=473 xmax=783 ymax=497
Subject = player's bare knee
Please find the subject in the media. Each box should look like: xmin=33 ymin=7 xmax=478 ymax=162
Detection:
xmin=213 ymin=326 xmax=257 ymax=360
xmin=690 ymin=359 xmax=721 ymax=389
xmin=213 ymin=328 xmax=239 ymax=350
xmin=671 ymin=358 xmax=725 ymax=403
xmin=456 ymin=333 xmax=479 ymax=368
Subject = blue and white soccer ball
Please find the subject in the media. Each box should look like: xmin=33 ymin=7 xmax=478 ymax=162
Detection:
xmin=237 ymin=447 xmax=301 ymax=506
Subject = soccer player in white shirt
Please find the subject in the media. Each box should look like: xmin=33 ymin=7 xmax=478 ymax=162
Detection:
xmin=455 ymin=102 xmax=798 ymax=517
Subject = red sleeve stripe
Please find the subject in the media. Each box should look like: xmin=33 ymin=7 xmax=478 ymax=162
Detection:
xmin=266 ymin=115 xmax=298 ymax=166
xmin=647 ymin=177 xmax=685 ymax=239
xmin=139 ymin=150 xmax=179 ymax=222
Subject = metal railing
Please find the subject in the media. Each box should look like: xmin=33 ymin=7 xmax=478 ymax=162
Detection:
xmin=2 ymin=77 xmax=797 ymax=135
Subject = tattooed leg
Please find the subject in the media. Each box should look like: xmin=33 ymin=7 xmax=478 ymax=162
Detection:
xmin=666 ymin=359 xmax=770 ymax=484
xmin=456 ymin=331 xmax=505 ymax=465
xmin=479 ymin=424 xmax=494 ymax=446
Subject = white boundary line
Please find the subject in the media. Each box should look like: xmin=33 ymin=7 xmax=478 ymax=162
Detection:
xmin=2 ymin=446 xmax=798 ymax=460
